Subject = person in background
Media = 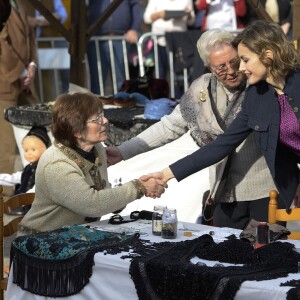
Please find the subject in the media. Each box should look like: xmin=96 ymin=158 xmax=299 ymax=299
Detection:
xmin=143 ymin=0 xmax=195 ymax=79
xmin=146 ymin=20 xmax=300 ymax=213
xmin=0 ymin=0 xmax=38 ymax=196
xmin=195 ymin=0 xmax=247 ymax=31
xmin=262 ymin=0 xmax=293 ymax=40
xmin=17 ymin=92 xmax=166 ymax=236
xmin=106 ymin=28 xmax=279 ymax=230
xmin=240 ymin=0 xmax=293 ymax=40
xmin=86 ymin=0 xmax=143 ymax=95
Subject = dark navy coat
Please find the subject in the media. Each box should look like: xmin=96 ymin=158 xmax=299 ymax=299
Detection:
xmin=171 ymin=71 xmax=300 ymax=209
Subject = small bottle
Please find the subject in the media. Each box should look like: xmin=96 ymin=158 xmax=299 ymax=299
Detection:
xmin=255 ymin=222 xmax=270 ymax=248
xmin=161 ymin=208 xmax=177 ymax=239
xmin=152 ymin=205 xmax=166 ymax=236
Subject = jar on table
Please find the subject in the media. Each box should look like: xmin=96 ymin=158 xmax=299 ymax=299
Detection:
xmin=161 ymin=207 xmax=177 ymax=239
xmin=152 ymin=205 xmax=166 ymax=236
xmin=255 ymin=222 xmax=270 ymax=247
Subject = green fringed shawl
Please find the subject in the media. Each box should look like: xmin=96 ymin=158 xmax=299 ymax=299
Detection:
xmin=11 ymin=225 xmax=136 ymax=297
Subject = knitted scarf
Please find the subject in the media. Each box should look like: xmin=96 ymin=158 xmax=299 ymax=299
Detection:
xmin=180 ymin=75 xmax=245 ymax=147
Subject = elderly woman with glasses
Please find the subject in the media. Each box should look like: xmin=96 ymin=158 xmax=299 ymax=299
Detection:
xmin=17 ymin=93 xmax=166 ymax=236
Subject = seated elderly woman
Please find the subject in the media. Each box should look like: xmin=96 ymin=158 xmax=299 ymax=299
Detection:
xmin=17 ymin=93 xmax=165 ymax=236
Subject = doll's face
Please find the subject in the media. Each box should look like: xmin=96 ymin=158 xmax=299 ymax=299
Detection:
xmin=22 ymin=136 xmax=47 ymax=164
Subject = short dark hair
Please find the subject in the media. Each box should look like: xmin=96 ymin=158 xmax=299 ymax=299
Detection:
xmin=51 ymin=93 xmax=103 ymax=148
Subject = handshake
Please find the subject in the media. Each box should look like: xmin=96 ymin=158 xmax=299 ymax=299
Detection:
xmin=106 ymin=146 xmax=175 ymax=199
xmin=137 ymin=167 xmax=175 ymax=199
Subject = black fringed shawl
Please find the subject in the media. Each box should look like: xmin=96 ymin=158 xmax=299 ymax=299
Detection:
xmin=129 ymin=234 xmax=300 ymax=300
xmin=10 ymin=225 xmax=143 ymax=297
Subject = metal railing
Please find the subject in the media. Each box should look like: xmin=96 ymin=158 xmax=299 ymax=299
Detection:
xmin=137 ymin=32 xmax=191 ymax=98
xmin=36 ymin=37 xmax=70 ymax=103
xmin=35 ymin=33 xmax=199 ymax=102
xmin=86 ymin=36 xmax=131 ymax=96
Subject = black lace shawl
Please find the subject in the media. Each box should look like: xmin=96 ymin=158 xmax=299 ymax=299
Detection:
xmin=129 ymin=234 xmax=300 ymax=300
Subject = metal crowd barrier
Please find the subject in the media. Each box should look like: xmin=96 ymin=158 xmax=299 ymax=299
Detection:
xmin=86 ymin=36 xmax=131 ymax=96
xmin=35 ymin=33 xmax=197 ymax=102
xmin=86 ymin=33 xmax=190 ymax=98
xmin=36 ymin=37 xmax=70 ymax=103
xmin=137 ymin=32 xmax=190 ymax=98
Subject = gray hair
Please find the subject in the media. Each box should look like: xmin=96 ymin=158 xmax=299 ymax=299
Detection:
xmin=197 ymin=29 xmax=235 ymax=66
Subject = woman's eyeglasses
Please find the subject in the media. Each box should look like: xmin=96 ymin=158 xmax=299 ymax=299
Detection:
xmin=210 ymin=58 xmax=240 ymax=76
xmin=87 ymin=112 xmax=104 ymax=125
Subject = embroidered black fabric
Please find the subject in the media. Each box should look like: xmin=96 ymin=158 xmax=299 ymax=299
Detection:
xmin=129 ymin=234 xmax=300 ymax=300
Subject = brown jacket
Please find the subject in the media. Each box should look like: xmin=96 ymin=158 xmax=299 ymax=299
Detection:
xmin=0 ymin=0 xmax=37 ymax=101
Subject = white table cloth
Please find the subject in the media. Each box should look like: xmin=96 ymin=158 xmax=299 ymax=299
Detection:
xmin=105 ymin=132 xmax=210 ymax=223
xmin=6 ymin=220 xmax=300 ymax=300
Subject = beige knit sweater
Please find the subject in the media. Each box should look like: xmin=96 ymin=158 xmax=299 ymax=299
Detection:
xmin=18 ymin=142 xmax=143 ymax=235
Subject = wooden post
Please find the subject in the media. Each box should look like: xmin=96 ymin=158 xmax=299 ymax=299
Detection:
xmin=69 ymin=0 xmax=87 ymax=87
xmin=268 ymin=190 xmax=278 ymax=224
xmin=293 ymin=0 xmax=300 ymax=49
xmin=0 ymin=185 xmax=3 ymax=300
xmin=26 ymin=0 xmax=123 ymax=89
xmin=245 ymin=0 xmax=272 ymax=21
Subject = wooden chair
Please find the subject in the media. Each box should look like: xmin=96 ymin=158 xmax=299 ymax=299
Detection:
xmin=268 ymin=189 xmax=300 ymax=240
xmin=0 ymin=185 xmax=35 ymax=300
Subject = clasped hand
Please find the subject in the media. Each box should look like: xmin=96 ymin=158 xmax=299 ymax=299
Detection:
xmin=138 ymin=167 xmax=175 ymax=198
xmin=138 ymin=176 xmax=167 ymax=199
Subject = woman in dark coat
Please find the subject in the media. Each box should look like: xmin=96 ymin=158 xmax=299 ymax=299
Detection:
xmin=145 ymin=20 xmax=300 ymax=210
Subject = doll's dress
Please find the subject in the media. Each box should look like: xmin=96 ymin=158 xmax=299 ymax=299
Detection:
xmin=9 ymin=162 xmax=38 ymax=215
xmin=14 ymin=161 xmax=38 ymax=195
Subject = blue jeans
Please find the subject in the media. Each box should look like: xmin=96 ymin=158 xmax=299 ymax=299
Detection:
xmin=157 ymin=45 xmax=168 ymax=79
xmin=87 ymin=40 xmax=127 ymax=94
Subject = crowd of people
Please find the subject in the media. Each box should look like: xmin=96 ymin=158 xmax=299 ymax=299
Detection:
xmin=0 ymin=0 xmax=299 ymax=237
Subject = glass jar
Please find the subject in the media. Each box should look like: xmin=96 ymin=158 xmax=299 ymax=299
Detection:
xmin=152 ymin=205 xmax=166 ymax=236
xmin=256 ymin=222 xmax=270 ymax=245
xmin=161 ymin=208 xmax=177 ymax=239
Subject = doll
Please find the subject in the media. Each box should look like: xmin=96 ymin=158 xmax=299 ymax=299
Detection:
xmin=0 ymin=125 xmax=51 ymax=195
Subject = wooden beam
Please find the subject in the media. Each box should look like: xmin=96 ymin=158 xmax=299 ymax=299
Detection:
xmin=246 ymin=0 xmax=273 ymax=21
xmin=68 ymin=0 xmax=87 ymax=87
xmin=26 ymin=0 xmax=71 ymax=41
xmin=293 ymin=0 xmax=300 ymax=48
xmin=86 ymin=0 xmax=123 ymax=41
xmin=25 ymin=0 xmax=124 ymax=87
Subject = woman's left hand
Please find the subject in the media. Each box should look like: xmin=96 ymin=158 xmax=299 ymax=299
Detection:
xmin=22 ymin=64 xmax=36 ymax=90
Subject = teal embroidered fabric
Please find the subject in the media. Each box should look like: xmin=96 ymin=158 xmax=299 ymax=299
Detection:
xmin=12 ymin=225 xmax=121 ymax=260
xmin=11 ymin=225 xmax=134 ymax=297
